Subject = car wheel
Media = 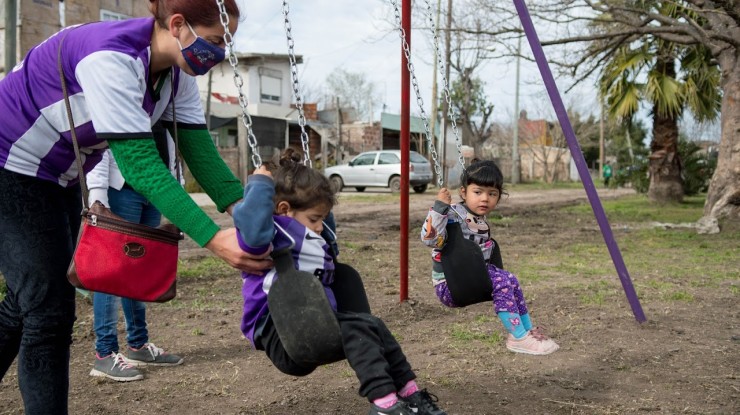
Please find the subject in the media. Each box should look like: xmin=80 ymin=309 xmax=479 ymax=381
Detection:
xmin=330 ymin=175 xmax=344 ymax=192
xmin=413 ymin=184 xmax=427 ymax=194
xmin=355 ymin=187 xmax=366 ymax=192
xmin=389 ymin=176 xmax=402 ymax=193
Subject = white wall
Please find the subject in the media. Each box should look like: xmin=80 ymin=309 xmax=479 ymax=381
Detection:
xmin=196 ymin=56 xmax=297 ymax=119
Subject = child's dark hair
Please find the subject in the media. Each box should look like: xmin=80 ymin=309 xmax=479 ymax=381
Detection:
xmin=273 ymin=148 xmax=337 ymax=212
xmin=460 ymin=159 xmax=506 ymax=195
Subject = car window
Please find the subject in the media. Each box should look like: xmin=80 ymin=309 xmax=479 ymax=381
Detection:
xmin=352 ymin=153 xmax=376 ymax=166
xmin=410 ymin=152 xmax=428 ymax=163
xmin=378 ymin=153 xmax=400 ymax=165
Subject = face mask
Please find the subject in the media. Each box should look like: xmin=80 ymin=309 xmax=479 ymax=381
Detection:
xmin=177 ymin=21 xmax=225 ymax=76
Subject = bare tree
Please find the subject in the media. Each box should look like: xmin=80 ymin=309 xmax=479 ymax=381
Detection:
xmin=455 ymin=0 xmax=739 ymax=227
xmin=324 ymin=68 xmax=381 ymax=122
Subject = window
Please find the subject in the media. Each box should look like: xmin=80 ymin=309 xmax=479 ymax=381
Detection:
xmin=378 ymin=153 xmax=400 ymax=165
xmin=259 ymin=67 xmax=282 ymax=104
xmin=100 ymin=10 xmax=130 ymax=21
xmin=410 ymin=151 xmax=428 ymax=163
xmin=351 ymin=153 xmax=376 ymax=166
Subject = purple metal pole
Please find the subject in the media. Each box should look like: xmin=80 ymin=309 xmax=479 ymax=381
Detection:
xmin=512 ymin=0 xmax=646 ymax=322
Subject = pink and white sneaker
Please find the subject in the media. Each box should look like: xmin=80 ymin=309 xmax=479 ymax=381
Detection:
xmin=506 ymin=330 xmax=559 ymax=355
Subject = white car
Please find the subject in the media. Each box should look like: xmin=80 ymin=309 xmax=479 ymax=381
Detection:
xmin=324 ymin=150 xmax=433 ymax=193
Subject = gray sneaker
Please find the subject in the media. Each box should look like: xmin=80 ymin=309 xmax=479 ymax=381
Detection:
xmin=126 ymin=343 xmax=184 ymax=367
xmin=89 ymin=352 xmax=144 ymax=382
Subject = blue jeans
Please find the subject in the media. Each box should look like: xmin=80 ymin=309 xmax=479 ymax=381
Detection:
xmin=93 ymin=187 xmax=161 ymax=356
xmin=0 ymin=169 xmax=81 ymax=415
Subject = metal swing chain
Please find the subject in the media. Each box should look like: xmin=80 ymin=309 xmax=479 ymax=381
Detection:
xmin=422 ymin=0 xmax=465 ymax=171
xmin=216 ymin=0 xmax=262 ymax=168
xmin=282 ymin=1 xmax=312 ymax=167
xmin=389 ymin=0 xmax=443 ymax=188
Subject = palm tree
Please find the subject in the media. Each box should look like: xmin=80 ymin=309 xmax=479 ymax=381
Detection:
xmin=597 ymin=3 xmax=722 ymax=203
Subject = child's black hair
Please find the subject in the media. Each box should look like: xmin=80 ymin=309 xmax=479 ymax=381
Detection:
xmin=460 ymin=159 xmax=506 ymax=195
xmin=273 ymin=148 xmax=337 ymax=212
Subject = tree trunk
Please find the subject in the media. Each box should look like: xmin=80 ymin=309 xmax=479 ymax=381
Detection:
xmin=647 ymin=107 xmax=683 ymax=203
xmin=703 ymin=57 xmax=740 ymax=224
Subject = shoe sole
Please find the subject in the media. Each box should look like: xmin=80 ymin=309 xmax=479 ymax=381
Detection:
xmin=125 ymin=357 xmax=184 ymax=367
xmin=89 ymin=369 xmax=144 ymax=382
xmin=506 ymin=344 xmax=559 ymax=355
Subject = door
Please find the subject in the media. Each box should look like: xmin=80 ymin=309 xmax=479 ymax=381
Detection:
xmin=342 ymin=152 xmax=377 ymax=186
xmin=375 ymin=152 xmax=401 ymax=186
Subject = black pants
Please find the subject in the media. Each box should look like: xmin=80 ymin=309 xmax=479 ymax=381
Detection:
xmin=258 ymin=311 xmax=416 ymax=401
xmin=0 ymin=169 xmax=81 ymax=415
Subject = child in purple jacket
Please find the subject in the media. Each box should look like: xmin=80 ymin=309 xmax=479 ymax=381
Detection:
xmin=233 ymin=153 xmax=447 ymax=415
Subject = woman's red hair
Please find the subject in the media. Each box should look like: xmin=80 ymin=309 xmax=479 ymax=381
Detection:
xmin=150 ymin=0 xmax=240 ymax=28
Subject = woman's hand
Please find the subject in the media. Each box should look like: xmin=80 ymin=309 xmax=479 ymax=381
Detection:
xmin=437 ymin=187 xmax=452 ymax=205
xmin=205 ymin=228 xmax=273 ymax=274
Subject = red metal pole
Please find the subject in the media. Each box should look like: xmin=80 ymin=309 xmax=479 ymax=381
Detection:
xmin=399 ymin=0 xmax=411 ymax=302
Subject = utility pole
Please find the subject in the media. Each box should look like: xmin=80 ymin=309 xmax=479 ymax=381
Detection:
xmin=440 ymin=0 xmax=452 ymax=183
xmin=511 ymin=30 xmax=522 ymax=184
xmin=335 ymin=96 xmax=342 ymax=164
xmin=429 ymin=0 xmax=442 ymax=179
xmin=4 ymin=0 xmax=18 ymax=75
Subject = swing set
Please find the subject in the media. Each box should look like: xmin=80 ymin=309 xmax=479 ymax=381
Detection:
xmin=214 ymin=0 xmax=646 ymax=366
xmin=390 ymin=0 xmax=646 ymax=320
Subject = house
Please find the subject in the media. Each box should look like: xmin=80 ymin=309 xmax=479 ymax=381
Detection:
xmin=516 ymin=110 xmax=571 ymax=182
xmin=196 ymin=53 xmax=327 ymax=177
xmin=517 ymin=110 xmax=555 ymax=147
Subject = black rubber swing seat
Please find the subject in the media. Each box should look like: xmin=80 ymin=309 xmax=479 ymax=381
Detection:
xmin=440 ymin=222 xmax=503 ymax=307
xmin=267 ymin=249 xmax=370 ymax=367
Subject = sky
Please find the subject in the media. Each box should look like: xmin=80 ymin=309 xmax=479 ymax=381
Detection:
xmin=232 ymin=0 xmax=603 ymax=127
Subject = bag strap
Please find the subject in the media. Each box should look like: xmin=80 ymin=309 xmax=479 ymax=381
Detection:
xmin=56 ymin=31 xmax=181 ymax=210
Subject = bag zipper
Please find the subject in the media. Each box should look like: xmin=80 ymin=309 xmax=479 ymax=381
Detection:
xmin=86 ymin=214 xmax=183 ymax=245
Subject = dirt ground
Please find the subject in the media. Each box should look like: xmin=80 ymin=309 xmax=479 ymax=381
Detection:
xmin=1 ymin=187 xmax=738 ymax=415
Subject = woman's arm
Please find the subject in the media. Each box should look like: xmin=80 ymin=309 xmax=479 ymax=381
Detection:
xmin=169 ymin=126 xmax=243 ymax=213
xmin=108 ymin=138 xmax=220 ymax=246
xmin=108 ymin=138 xmax=272 ymax=273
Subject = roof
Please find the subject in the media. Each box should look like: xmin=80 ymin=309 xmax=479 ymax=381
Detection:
xmin=380 ymin=112 xmax=440 ymax=136
xmin=234 ymin=52 xmax=303 ymax=65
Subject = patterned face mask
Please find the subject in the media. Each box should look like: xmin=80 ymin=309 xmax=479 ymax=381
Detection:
xmin=177 ymin=21 xmax=225 ymax=76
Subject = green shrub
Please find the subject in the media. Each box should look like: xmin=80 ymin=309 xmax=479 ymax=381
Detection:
xmin=614 ymin=158 xmax=649 ymax=193
xmin=679 ymin=140 xmax=716 ymax=196
xmin=613 ymin=139 xmax=716 ymax=195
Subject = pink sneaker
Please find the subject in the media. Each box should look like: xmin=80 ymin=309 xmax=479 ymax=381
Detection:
xmin=506 ymin=331 xmax=559 ymax=355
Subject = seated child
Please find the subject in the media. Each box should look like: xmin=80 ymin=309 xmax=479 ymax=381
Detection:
xmin=421 ymin=159 xmax=559 ymax=355
xmin=233 ymin=154 xmax=447 ymax=415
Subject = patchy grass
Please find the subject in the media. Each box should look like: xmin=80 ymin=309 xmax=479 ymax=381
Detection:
xmin=565 ymin=194 xmax=707 ymax=223
xmin=337 ymin=193 xmax=401 ymax=204
xmin=178 ymin=256 xmax=235 ymax=279
xmin=514 ymin=194 xmax=739 ymax=308
xmin=507 ymin=181 xmax=586 ymax=191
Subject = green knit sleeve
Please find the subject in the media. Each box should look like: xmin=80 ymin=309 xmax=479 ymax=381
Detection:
xmin=107 ymin=139 xmax=220 ymax=247
xmin=172 ymin=126 xmax=244 ymax=213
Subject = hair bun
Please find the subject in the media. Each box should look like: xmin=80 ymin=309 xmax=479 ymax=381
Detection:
xmin=278 ymin=148 xmax=303 ymax=167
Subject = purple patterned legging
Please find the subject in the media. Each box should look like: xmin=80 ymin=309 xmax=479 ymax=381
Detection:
xmin=434 ymin=265 xmax=529 ymax=315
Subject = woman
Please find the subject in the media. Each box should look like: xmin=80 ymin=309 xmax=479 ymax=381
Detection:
xmin=0 ymin=1 xmax=268 ymax=413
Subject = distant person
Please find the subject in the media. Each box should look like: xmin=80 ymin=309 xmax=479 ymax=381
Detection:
xmin=86 ymin=124 xmax=183 ymax=382
xmin=234 ymin=153 xmax=447 ymax=415
xmin=420 ymin=159 xmax=559 ymax=355
xmin=603 ymin=162 xmax=613 ymax=187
